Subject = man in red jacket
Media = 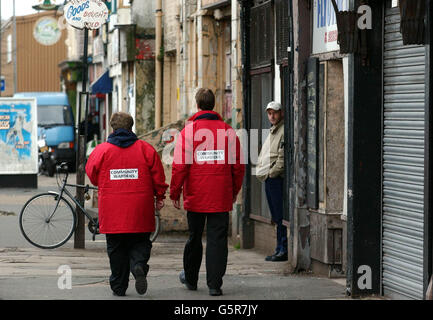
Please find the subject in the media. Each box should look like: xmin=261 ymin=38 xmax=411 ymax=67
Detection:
xmin=170 ymin=88 xmax=245 ymax=296
xmin=86 ymin=112 xmax=168 ymax=297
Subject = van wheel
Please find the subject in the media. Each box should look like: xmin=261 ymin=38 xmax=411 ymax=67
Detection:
xmin=47 ymin=162 xmax=55 ymax=177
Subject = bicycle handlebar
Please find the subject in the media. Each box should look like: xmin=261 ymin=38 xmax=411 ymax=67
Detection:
xmin=65 ymin=183 xmax=98 ymax=190
xmin=56 ymin=162 xmax=98 ymax=191
xmin=58 ymin=162 xmax=69 ymax=172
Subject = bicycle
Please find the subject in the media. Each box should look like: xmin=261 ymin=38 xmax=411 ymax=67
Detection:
xmin=19 ymin=162 xmax=161 ymax=249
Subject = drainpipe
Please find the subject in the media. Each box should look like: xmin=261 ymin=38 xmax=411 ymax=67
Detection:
xmin=13 ymin=0 xmax=17 ymax=94
xmin=181 ymin=0 xmax=188 ymax=118
xmin=197 ymin=0 xmax=203 ymax=88
xmin=155 ymin=0 xmax=163 ymax=129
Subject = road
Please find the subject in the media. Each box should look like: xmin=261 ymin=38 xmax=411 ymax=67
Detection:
xmin=0 ymin=173 xmax=105 ymax=248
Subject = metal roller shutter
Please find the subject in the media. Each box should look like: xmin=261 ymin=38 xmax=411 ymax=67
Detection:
xmin=382 ymin=6 xmax=425 ymax=300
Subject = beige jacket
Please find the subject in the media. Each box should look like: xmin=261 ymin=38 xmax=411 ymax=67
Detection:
xmin=255 ymin=120 xmax=284 ymax=182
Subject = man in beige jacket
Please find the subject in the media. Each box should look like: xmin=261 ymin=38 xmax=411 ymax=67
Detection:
xmin=255 ymin=101 xmax=287 ymax=262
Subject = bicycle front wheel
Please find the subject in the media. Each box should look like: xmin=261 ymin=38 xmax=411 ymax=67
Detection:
xmin=19 ymin=193 xmax=77 ymax=249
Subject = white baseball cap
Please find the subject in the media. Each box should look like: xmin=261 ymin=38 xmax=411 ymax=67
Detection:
xmin=266 ymin=101 xmax=282 ymax=111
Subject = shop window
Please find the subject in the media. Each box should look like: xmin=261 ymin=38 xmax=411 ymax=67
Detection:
xmin=105 ymin=0 xmax=117 ymax=14
xmin=312 ymin=59 xmax=345 ymax=213
xmin=250 ymin=0 xmax=273 ymax=69
xmin=248 ymin=0 xmax=274 ymax=221
xmin=275 ymin=0 xmax=289 ymax=65
xmin=7 ymin=34 xmax=12 ymax=63
xmin=250 ymin=71 xmax=273 ymax=221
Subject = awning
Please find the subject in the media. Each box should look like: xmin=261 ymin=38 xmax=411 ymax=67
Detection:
xmin=91 ymin=71 xmax=112 ymax=94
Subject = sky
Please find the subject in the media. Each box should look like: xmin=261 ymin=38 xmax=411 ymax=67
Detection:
xmin=1 ymin=0 xmax=64 ymax=21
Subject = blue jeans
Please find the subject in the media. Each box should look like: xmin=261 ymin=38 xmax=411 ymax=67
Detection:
xmin=265 ymin=177 xmax=288 ymax=255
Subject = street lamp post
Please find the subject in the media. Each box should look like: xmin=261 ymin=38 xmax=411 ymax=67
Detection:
xmin=74 ymin=26 xmax=89 ymax=249
xmin=62 ymin=0 xmax=109 ymax=249
xmin=36 ymin=0 xmax=108 ymax=249
xmin=31 ymin=1 xmax=89 ymax=246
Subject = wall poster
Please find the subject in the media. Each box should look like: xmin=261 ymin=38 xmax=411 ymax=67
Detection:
xmin=0 ymin=98 xmax=38 ymax=175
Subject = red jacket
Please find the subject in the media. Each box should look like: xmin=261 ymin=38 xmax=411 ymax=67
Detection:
xmin=86 ymin=137 xmax=168 ymax=234
xmin=170 ymin=110 xmax=245 ymax=212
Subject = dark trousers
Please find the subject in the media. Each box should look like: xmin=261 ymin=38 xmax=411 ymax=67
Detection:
xmin=183 ymin=211 xmax=229 ymax=290
xmin=265 ymin=177 xmax=288 ymax=254
xmin=105 ymin=233 xmax=152 ymax=295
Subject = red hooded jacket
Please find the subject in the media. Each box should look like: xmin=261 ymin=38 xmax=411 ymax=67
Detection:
xmin=170 ymin=110 xmax=245 ymax=213
xmin=86 ymin=131 xmax=168 ymax=234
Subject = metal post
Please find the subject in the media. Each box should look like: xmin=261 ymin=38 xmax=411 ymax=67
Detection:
xmin=12 ymin=0 xmax=17 ymax=94
xmin=424 ymin=0 xmax=433 ymax=299
xmin=286 ymin=0 xmax=295 ymax=268
xmin=239 ymin=0 xmax=254 ymax=249
xmin=75 ymin=27 xmax=89 ymax=249
xmin=0 ymin=0 xmax=2 ymax=97
xmin=155 ymin=0 xmax=163 ymax=129
xmin=74 ymin=135 xmax=86 ymax=249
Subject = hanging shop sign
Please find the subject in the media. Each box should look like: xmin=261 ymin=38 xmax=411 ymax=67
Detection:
xmin=33 ymin=16 xmax=62 ymax=46
xmin=312 ymin=0 xmax=349 ymax=54
xmin=64 ymin=0 xmax=109 ymax=30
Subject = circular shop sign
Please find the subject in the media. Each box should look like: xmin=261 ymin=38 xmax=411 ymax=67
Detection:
xmin=64 ymin=0 xmax=109 ymax=30
xmin=33 ymin=17 xmax=62 ymax=46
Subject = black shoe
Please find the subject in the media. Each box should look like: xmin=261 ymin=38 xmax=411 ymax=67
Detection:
xmin=133 ymin=265 xmax=148 ymax=295
xmin=179 ymin=270 xmax=197 ymax=290
xmin=265 ymin=252 xmax=279 ymax=261
xmin=271 ymin=252 xmax=288 ymax=262
xmin=209 ymin=288 xmax=223 ymax=296
xmin=112 ymin=290 xmax=126 ymax=297
xmin=265 ymin=255 xmax=275 ymax=261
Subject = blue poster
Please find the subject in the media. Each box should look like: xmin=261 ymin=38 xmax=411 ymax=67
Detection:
xmin=0 ymin=99 xmax=38 ymax=174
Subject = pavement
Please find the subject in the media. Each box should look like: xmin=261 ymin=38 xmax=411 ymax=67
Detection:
xmin=0 ymin=174 xmax=348 ymax=301
xmin=0 ymin=234 xmax=349 ymax=300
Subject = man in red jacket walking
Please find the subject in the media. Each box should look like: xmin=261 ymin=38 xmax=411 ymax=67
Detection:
xmin=170 ymin=88 xmax=245 ymax=296
xmin=86 ymin=112 xmax=168 ymax=297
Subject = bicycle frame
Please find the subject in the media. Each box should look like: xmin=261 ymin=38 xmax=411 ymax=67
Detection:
xmin=47 ymin=170 xmax=97 ymax=224
xmin=46 ymin=164 xmax=159 ymax=242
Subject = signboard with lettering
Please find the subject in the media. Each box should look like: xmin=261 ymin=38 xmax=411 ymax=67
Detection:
xmin=0 ymin=98 xmax=38 ymax=175
xmin=312 ymin=0 xmax=349 ymax=54
xmin=64 ymin=0 xmax=109 ymax=30
xmin=33 ymin=17 xmax=62 ymax=46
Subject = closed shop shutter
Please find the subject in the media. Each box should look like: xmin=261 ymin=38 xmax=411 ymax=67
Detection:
xmin=382 ymin=6 xmax=425 ymax=300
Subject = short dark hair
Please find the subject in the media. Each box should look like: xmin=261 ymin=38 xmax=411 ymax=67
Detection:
xmin=195 ymin=88 xmax=215 ymax=111
xmin=110 ymin=112 xmax=134 ymax=131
